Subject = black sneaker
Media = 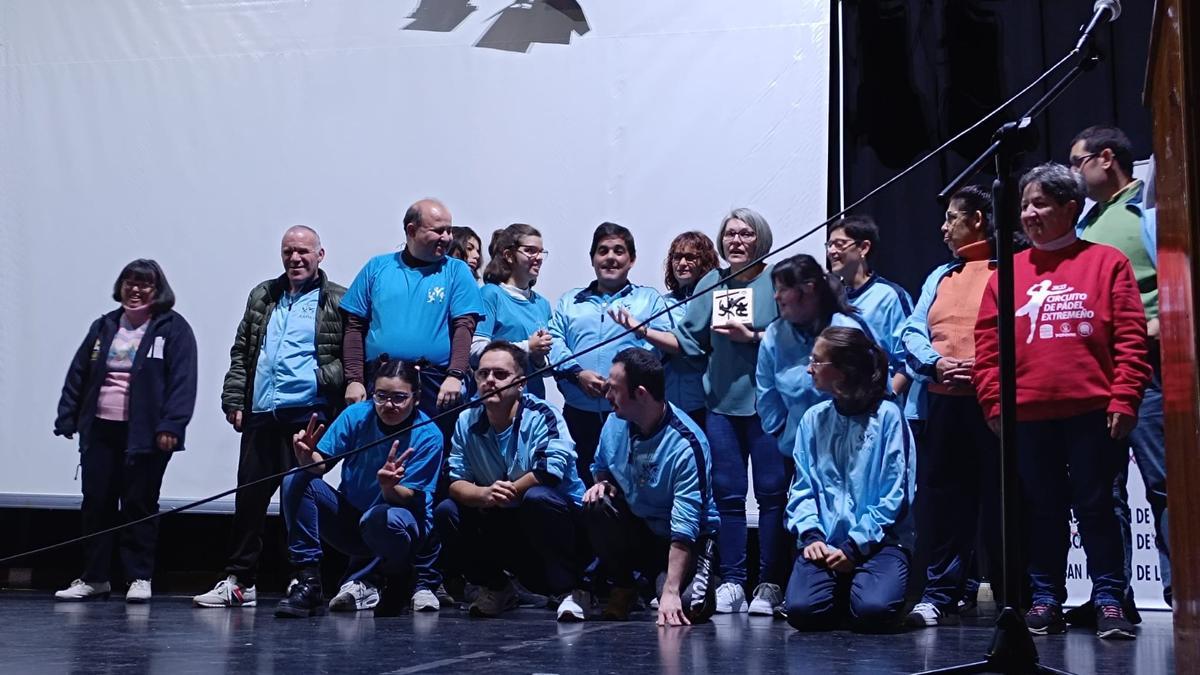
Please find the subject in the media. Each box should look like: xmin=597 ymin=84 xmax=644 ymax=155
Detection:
xmin=1095 ymin=604 xmax=1137 ymax=640
xmin=956 ymin=597 xmax=978 ymax=617
xmin=685 ymin=538 xmax=718 ymax=623
xmin=1025 ymin=604 xmax=1066 ymax=635
xmin=275 ymin=570 xmax=324 ymax=618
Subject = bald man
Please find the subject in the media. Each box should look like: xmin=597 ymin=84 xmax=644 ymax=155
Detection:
xmin=194 ymin=226 xmax=348 ymax=608
xmin=340 ymin=198 xmax=485 ymax=610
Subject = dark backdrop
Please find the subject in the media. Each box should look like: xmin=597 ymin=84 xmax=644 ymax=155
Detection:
xmin=833 ymin=0 xmax=1154 ymax=294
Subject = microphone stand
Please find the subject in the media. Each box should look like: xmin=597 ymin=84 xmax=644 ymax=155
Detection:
xmin=913 ymin=28 xmax=1105 ymax=675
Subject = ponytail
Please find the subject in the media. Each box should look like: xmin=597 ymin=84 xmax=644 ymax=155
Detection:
xmin=818 ymin=326 xmax=888 ymax=412
xmin=482 ymin=223 xmax=542 ymax=286
xmin=770 ymin=254 xmax=858 ymax=327
xmin=373 ymin=353 xmax=426 ymax=396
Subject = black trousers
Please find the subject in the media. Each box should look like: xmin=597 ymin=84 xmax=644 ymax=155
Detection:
xmin=434 ymin=487 xmax=586 ymax=596
xmin=914 ymin=392 xmax=1002 ymax=609
xmin=562 ymin=406 xmax=610 ymax=487
xmin=223 ymin=416 xmax=305 ymax=585
xmin=80 ymin=420 xmax=172 ymax=584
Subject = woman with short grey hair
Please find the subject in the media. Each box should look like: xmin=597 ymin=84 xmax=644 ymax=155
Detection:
xmin=1019 ymin=162 xmax=1087 ymax=209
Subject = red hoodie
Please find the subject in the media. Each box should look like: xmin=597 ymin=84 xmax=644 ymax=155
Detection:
xmin=973 ymin=239 xmax=1150 ymax=421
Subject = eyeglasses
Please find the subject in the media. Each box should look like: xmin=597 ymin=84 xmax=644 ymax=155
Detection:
xmin=475 ymin=368 xmax=515 ymax=381
xmin=373 ymin=391 xmax=412 ymax=405
xmin=723 ymin=230 xmax=756 ymax=241
xmin=516 ymin=246 xmax=548 ymax=259
xmin=1069 ymin=152 xmax=1100 ymax=169
xmin=121 ymin=279 xmax=156 ymax=292
xmin=808 ymin=360 xmax=833 ymax=369
xmin=824 ymin=238 xmax=860 ymax=252
xmin=670 ymin=252 xmax=701 ymax=264
xmin=944 ymin=210 xmax=970 ymax=222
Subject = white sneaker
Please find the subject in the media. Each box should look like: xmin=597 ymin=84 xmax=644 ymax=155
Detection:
xmin=748 ymin=582 xmax=782 ymax=616
xmin=193 ymin=576 xmax=257 ymax=608
xmin=328 ymin=580 xmax=379 ymax=612
xmin=714 ymin=582 xmax=748 ymax=614
xmin=556 ymin=589 xmax=591 ymax=622
xmin=126 ymin=579 xmax=152 ymax=604
xmin=54 ymin=579 xmax=111 ymax=602
xmin=411 ymin=588 xmax=441 ymax=612
xmin=905 ymin=601 xmax=944 ymax=627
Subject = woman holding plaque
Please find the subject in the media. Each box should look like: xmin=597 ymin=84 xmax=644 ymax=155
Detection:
xmin=611 ymin=208 xmax=782 ymax=616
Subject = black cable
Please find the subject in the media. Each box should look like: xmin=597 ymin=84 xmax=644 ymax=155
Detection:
xmin=0 ymin=48 xmax=1077 ymax=567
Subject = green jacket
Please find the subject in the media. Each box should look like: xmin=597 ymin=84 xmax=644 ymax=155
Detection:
xmin=221 ymin=269 xmax=346 ymax=416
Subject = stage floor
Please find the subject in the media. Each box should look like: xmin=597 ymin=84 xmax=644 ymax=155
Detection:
xmin=0 ymin=592 xmax=1172 ymax=674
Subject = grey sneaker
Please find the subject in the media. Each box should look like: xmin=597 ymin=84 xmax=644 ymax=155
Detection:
xmin=126 ymin=579 xmax=152 ymax=604
xmin=433 ymin=584 xmax=456 ymax=607
xmin=54 ymin=579 xmax=111 ymax=602
xmin=193 ymin=576 xmax=257 ymax=608
xmin=329 ymin=580 xmax=380 ymax=612
xmin=748 ymin=583 xmax=782 ymax=616
xmin=411 ymin=588 xmax=440 ymax=612
xmin=469 ymin=583 xmax=519 ymax=618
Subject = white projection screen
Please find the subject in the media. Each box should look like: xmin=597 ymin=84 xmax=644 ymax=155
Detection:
xmin=0 ymin=1 xmax=830 ymax=509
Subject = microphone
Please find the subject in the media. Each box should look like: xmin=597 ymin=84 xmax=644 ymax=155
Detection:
xmin=1075 ymin=0 xmax=1121 ymax=52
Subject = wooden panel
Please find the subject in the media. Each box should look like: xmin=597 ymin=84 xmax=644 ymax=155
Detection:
xmin=1146 ymin=1 xmax=1200 ymax=671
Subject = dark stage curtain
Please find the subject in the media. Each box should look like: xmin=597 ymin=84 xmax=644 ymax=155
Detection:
xmin=832 ymin=0 xmax=1154 ymax=294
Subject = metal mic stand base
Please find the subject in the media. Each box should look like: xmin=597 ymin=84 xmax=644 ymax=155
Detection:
xmin=913 ymin=608 xmax=1075 ymax=675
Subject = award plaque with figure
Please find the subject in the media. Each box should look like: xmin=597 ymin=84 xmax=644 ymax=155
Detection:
xmin=712 ymin=288 xmax=754 ymax=326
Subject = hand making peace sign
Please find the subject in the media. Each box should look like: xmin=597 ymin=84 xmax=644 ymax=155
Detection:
xmin=376 ymin=441 xmax=416 ymax=494
xmin=292 ymin=413 xmax=327 ymax=471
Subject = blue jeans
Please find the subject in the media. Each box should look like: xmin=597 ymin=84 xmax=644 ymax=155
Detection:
xmin=707 ymin=411 xmax=791 ymax=587
xmin=1115 ymin=353 xmax=1171 ymax=604
xmin=1016 ymin=411 xmax=1126 ymax=607
xmin=281 ymin=471 xmax=423 ymax=582
xmin=365 ymin=362 xmax=453 ymax=591
xmin=784 ymin=544 xmax=909 ymax=632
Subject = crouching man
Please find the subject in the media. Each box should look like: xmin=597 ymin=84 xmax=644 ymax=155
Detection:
xmin=434 ymin=341 xmax=591 ymax=621
xmin=586 ymin=347 xmax=719 ymax=625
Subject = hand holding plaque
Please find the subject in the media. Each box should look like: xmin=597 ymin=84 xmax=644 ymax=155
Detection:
xmin=711 ymin=288 xmax=758 ymax=343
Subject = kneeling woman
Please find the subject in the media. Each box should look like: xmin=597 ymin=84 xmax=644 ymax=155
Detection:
xmin=784 ymin=327 xmax=916 ymax=632
xmin=276 ymin=357 xmax=443 ymax=617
